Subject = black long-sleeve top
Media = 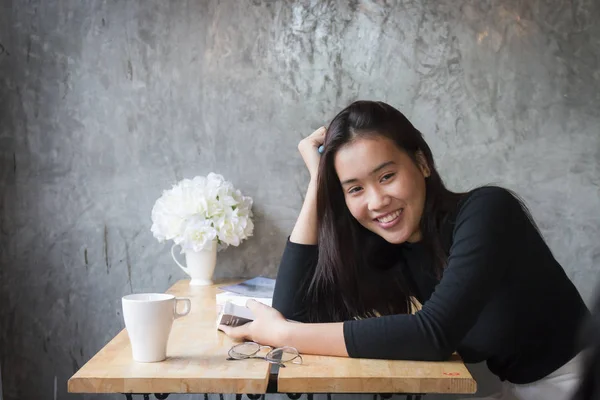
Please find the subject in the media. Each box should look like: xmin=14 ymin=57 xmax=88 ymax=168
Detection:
xmin=272 ymin=186 xmax=590 ymax=384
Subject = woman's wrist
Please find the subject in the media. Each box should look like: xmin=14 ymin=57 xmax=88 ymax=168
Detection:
xmin=276 ymin=320 xmax=295 ymax=348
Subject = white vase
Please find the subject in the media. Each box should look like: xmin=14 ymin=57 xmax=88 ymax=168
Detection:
xmin=170 ymin=241 xmax=217 ymax=286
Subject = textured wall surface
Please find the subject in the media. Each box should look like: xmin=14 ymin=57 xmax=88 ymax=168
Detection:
xmin=0 ymin=1 xmax=599 ymax=399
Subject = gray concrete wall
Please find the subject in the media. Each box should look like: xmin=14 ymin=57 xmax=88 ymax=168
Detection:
xmin=0 ymin=1 xmax=599 ymax=399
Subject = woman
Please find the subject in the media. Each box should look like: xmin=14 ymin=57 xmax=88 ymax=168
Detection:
xmin=220 ymin=101 xmax=590 ymax=399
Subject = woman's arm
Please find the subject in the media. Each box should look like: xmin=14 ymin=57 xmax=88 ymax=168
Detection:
xmin=289 ymin=179 xmax=318 ymax=244
xmin=289 ymin=126 xmax=326 ymax=244
xmin=271 ymin=237 xmax=318 ymax=322
xmin=272 ymin=180 xmax=319 ymax=321
xmin=272 ymin=127 xmax=326 ymax=320
xmin=282 ymin=320 xmax=348 ymax=356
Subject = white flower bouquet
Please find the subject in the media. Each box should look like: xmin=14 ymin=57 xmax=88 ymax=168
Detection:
xmin=151 ymin=173 xmax=254 ymax=253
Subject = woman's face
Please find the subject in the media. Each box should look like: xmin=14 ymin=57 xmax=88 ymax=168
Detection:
xmin=334 ymin=135 xmax=429 ymax=244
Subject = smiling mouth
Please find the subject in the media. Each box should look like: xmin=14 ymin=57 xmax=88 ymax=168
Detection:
xmin=375 ymin=209 xmax=403 ymax=224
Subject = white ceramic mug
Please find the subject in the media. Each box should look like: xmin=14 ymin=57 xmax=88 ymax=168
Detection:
xmin=122 ymin=293 xmax=191 ymax=362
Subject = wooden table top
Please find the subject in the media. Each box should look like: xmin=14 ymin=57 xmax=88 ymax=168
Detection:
xmin=278 ymin=353 xmax=476 ymax=394
xmin=68 ymin=280 xmax=476 ymax=395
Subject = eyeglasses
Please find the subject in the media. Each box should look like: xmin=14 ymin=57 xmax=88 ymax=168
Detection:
xmin=227 ymin=342 xmax=303 ymax=367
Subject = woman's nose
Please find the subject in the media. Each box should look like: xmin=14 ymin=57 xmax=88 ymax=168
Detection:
xmin=367 ymin=188 xmax=391 ymax=212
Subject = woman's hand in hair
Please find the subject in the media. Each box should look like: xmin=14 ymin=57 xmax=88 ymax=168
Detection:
xmin=219 ymin=299 xmax=292 ymax=348
xmin=290 ymin=127 xmax=325 ymax=244
xmin=298 ymin=126 xmax=326 ymax=181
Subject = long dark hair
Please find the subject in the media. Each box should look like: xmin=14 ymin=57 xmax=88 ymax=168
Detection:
xmin=306 ymin=101 xmax=465 ymax=323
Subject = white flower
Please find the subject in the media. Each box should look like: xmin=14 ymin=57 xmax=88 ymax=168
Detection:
xmin=206 ymin=198 xmax=226 ymax=219
xmin=150 ymin=190 xmax=186 ymax=241
xmin=215 ymin=216 xmax=241 ymax=247
xmin=150 ymin=173 xmax=254 ymax=253
xmin=242 ymin=216 xmax=254 ymax=237
xmin=179 ymin=217 xmax=217 ymax=253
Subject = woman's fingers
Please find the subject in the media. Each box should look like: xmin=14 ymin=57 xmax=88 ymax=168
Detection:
xmin=298 ymin=126 xmax=327 ymax=180
xmin=245 ymin=299 xmax=270 ymax=313
xmin=218 ymin=322 xmax=252 ymax=340
xmin=309 ymin=126 xmax=326 ymax=143
xmin=298 ymin=126 xmax=326 ymax=151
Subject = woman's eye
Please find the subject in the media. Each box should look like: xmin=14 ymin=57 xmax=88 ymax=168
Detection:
xmin=381 ymin=173 xmax=395 ymax=182
xmin=348 ymin=187 xmax=362 ymax=194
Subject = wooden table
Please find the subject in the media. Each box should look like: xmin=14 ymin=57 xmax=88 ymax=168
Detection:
xmin=68 ymin=280 xmax=477 ymax=398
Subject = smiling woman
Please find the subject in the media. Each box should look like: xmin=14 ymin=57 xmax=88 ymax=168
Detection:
xmin=219 ymin=101 xmax=591 ymax=400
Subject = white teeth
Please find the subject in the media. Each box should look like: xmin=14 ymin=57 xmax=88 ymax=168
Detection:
xmin=377 ymin=209 xmax=401 ymax=223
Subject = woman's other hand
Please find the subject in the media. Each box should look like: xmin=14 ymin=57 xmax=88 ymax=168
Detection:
xmin=298 ymin=126 xmax=326 ymax=181
xmin=219 ymin=299 xmax=291 ymax=348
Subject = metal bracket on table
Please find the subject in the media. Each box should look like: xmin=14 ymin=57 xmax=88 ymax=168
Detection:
xmin=236 ymin=394 xmax=266 ymax=400
xmin=123 ymin=394 xmax=169 ymax=400
xmin=379 ymin=395 xmax=423 ymax=400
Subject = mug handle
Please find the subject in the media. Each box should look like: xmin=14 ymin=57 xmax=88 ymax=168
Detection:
xmin=174 ymin=297 xmax=191 ymax=319
xmin=171 ymin=243 xmax=189 ymax=274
